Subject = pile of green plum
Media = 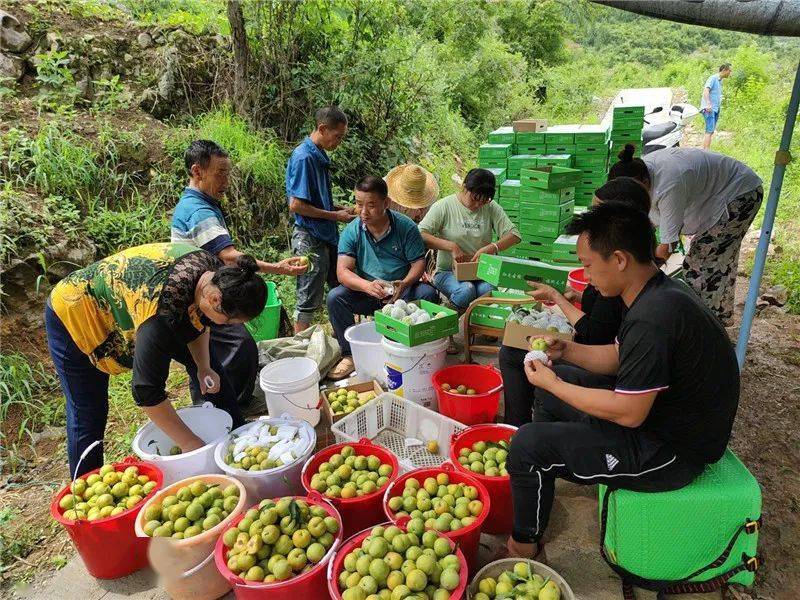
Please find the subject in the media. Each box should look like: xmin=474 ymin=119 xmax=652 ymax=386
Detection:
xmin=386 ymin=473 xmax=484 ymax=533
xmin=58 ymin=464 xmax=158 ymax=521
xmin=308 ymin=445 xmax=394 ymax=499
xmin=474 ymin=562 xmax=561 ymax=600
xmin=141 ymin=480 xmax=240 ymax=538
xmin=456 ymin=440 xmax=510 ymax=477
xmin=221 ymin=497 xmax=340 ymax=583
xmin=336 ymin=524 xmax=463 ymax=600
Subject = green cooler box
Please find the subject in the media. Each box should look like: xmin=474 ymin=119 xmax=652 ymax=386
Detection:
xmin=599 ymin=449 xmax=761 ymax=588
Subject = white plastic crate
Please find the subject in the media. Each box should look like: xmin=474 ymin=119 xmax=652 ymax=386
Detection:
xmin=330 ymin=392 xmax=467 ymax=472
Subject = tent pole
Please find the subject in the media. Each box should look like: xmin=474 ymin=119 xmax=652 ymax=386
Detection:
xmin=736 ymin=60 xmax=800 ymax=369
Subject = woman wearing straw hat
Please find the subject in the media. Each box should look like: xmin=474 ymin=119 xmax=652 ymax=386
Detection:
xmin=419 ymin=168 xmax=521 ymax=310
xmin=384 ymin=163 xmax=440 ymax=223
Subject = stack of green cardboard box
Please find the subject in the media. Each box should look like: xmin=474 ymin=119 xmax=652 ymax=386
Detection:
xmin=610 ymin=105 xmax=645 ymax=158
xmin=572 ymin=124 xmax=611 ymax=207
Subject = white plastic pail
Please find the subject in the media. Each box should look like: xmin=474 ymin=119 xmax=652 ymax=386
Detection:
xmin=381 ymin=337 xmax=448 ymax=411
xmin=344 ymin=321 xmax=387 ymax=384
xmin=131 ymin=402 xmax=232 ymax=485
xmin=259 ymin=357 xmax=321 ymax=425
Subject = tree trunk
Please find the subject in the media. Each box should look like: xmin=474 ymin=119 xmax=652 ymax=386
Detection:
xmin=590 ymin=0 xmax=800 ymax=37
xmin=227 ymin=0 xmax=251 ymax=114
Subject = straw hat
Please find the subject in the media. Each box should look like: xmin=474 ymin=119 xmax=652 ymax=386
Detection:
xmin=384 ymin=164 xmax=439 ymax=209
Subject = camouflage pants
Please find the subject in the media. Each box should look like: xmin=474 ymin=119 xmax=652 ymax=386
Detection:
xmin=684 ymin=187 xmax=763 ymax=325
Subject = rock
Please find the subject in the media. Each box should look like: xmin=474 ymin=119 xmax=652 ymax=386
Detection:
xmin=137 ymin=32 xmax=153 ymax=49
xmin=46 ymin=31 xmax=61 ymax=51
xmin=45 ymin=238 xmax=96 ymax=279
xmin=758 ymin=304 xmax=785 ymax=318
xmin=76 ymin=76 xmax=92 ymax=99
xmin=124 ymin=53 xmax=133 ymax=63
xmin=0 ymin=10 xmax=32 ymax=53
xmin=0 ymin=51 xmax=24 ymax=81
xmin=761 ymin=284 xmax=788 ymax=306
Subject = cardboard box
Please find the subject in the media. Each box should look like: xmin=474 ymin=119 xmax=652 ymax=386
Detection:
xmin=507 ymin=154 xmax=540 ymax=174
xmin=374 ymin=299 xmax=458 ymax=347
xmin=485 ymin=167 xmax=507 ymax=185
xmin=610 ymin=129 xmax=643 ymax=143
xmin=502 ymin=319 xmax=572 ymax=351
xmin=514 ymin=240 xmax=553 ymax=262
xmin=515 ymin=144 xmax=546 ymax=155
xmin=552 ymin=234 xmax=579 ymax=265
xmin=574 ymin=154 xmax=609 ymax=168
xmin=575 ymin=124 xmax=610 ymax=144
xmin=321 ymin=380 xmax=384 ymax=424
xmin=479 ymin=143 xmax=512 ymax=159
xmin=477 ymin=254 xmax=571 ymax=291
xmin=573 ymin=144 xmax=609 ymax=156
xmin=574 ymin=190 xmax=595 ymax=207
xmin=543 ymin=125 xmax=579 ymax=145
xmin=518 ymin=199 xmax=574 ymax=222
xmin=513 ymin=119 xmax=547 ymax=133
xmin=454 ymin=261 xmax=480 ymax=281
xmin=519 ymin=186 xmax=574 ymax=205
xmin=520 ymin=166 xmax=582 ymax=190
xmin=612 ymin=105 xmax=645 ymax=119
xmin=519 ymin=216 xmax=570 ymax=239
xmin=498 ymin=197 xmax=519 ymax=213
xmin=536 ymin=154 xmax=574 ymax=168
xmin=488 ymin=126 xmax=515 ymax=145
xmin=545 ymin=144 xmax=577 ymax=155
xmin=499 ymin=179 xmax=522 ymax=199
xmin=469 ymin=291 xmax=537 ymax=329
xmin=478 ymin=157 xmax=508 ymax=170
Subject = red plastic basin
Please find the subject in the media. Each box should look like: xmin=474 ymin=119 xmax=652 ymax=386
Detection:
xmin=449 ymin=424 xmax=517 ymax=535
xmin=214 ymin=494 xmax=343 ymax=600
xmin=301 ymin=439 xmax=400 ymax=539
xmin=568 ymin=268 xmax=588 ymax=292
xmin=381 ymin=462 xmax=490 ymax=574
xmin=433 ymin=364 xmax=503 ymax=425
xmin=50 ymin=457 xmax=164 ymax=579
xmin=327 ymin=519 xmax=469 ymax=600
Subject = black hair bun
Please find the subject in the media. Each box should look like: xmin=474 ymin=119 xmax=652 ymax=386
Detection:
xmin=236 ymin=254 xmax=258 ymax=277
xmin=617 ymin=143 xmax=636 ymax=162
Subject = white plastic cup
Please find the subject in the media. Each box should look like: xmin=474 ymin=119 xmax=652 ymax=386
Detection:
xmin=344 ymin=321 xmax=388 ymax=385
xmin=381 ymin=337 xmax=448 ymax=411
xmin=259 ymin=357 xmax=321 ymax=426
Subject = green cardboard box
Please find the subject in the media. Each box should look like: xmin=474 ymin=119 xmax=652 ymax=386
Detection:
xmin=488 ymin=126 xmax=515 ymax=145
xmin=515 ymin=132 xmax=546 ymax=145
xmin=574 ymin=189 xmax=595 ymax=206
xmin=613 ymin=105 xmax=645 ymax=120
xmin=577 ymin=173 xmax=607 ymax=189
xmin=469 ymin=291 xmax=537 ymax=329
xmin=574 ymin=144 xmax=609 ymax=156
xmin=507 ymin=154 xmax=540 ymax=174
xmin=498 ymin=197 xmax=519 ymax=212
xmin=612 ymin=117 xmax=644 ymax=131
xmin=478 ymin=143 xmax=512 ymax=159
xmin=515 ymin=144 xmax=545 ymax=155
xmin=574 ymin=124 xmax=610 ymax=144
xmin=536 ymin=154 xmax=574 ymax=167
xmin=610 ymin=129 xmax=643 ymax=143
xmin=519 ymin=186 xmax=575 ymax=204
xmin=477 ymin=254 xmax=571 ymax=292
xmin=545 ymin=144 xmax=577 ymax=156
xmin=518 ymin=199 xmax=574 ymax=222
xmin=520 ymin=166 xmax=581 ymax=190
xmin=544 ymin=125 xmax=579 ymax=145
xmin=499 ymin=179 xmax=522 ymax=199
xmin=610 ymin=141 xmax=642 ymax=156
xmin=519 ymin=216 xmax=571 ymax=239
xmin=552 ymin=234 xmax=579 ymax=265
xmin=574 ymin=154 xmax=609 ymax=168
xmin=374 ymin=300 xmax=458 ymax=347
xmin=486 ymin=167 xmax=507 ymax=185
xmin=478 ymin=157 xmax=508 ymax=170
xmin=577 ymin=165 xmax=608 ymax=177
xmin=515 ymin=242 xmax=552 ymax=262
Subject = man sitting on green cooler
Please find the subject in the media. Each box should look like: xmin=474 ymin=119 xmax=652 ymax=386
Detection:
xmin=327 ymin=176 xmax=439 ymax=379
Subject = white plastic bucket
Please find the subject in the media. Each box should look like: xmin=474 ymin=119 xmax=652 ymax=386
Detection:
xmin=213 ymin=413 xmax=316 ymax=501
xmin=158 ymin=550 xmax=231 ymax=600
xmin=131 ymin=402 xmax=233 ymax=485
xmin=259 ymin=357 xmax=321 ymax=426
xmin=381 ymin=337 xmax=448 ymax=411
xmin=345 ymin=321 xmax=387 ymax=385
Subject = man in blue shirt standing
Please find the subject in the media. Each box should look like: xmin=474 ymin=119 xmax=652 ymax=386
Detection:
xmin=286 ymin=106 xmax=356 ymax=333
xmin=327 ymin=176 xmax=439 ymax=379
xmin=172 ymin=140 xmax=306 ymax=411
xmin=700 ymin=63 xmax=731 ymax=150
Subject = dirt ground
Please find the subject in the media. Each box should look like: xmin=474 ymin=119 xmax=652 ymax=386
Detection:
xmin=1 ymin=271 xmax=799 ymax=599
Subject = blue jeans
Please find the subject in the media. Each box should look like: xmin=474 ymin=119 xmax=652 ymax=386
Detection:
xmin=703 ymin=109 xmax=720 ymax=133
xmin=292 ymin=226 xmax=339 ymax=324
xmin=327 ymin=282 xmax=439 ymax=356
xmin=433 ymin=270 xmax=493 ymax=309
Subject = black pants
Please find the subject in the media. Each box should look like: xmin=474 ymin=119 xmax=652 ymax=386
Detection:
xmin=499 ymin=344 xmax=538 ymax=426
xmin=189 ymin=323 xmax=258 ymax=409
xmin=508 ymin=363 xmax=704 ymax=544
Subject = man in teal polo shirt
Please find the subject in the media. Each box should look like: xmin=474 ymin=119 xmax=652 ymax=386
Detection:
xmin=327 ymin=176 xmax=439 ymax=379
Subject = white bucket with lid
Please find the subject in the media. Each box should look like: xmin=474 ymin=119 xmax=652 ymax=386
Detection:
xmin=259 ymin=357 xmax=321 ymax=426
xmin=344 ymin=321 xmax=387 ymax=385
xmin=131 ymin=401 xmax=233 ymax=485
xmin=381 ymin=337 xmax=448 ymax=411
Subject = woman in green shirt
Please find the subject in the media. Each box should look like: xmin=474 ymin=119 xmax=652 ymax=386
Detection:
xmin=419 ymin=168 xmax=521 ymax=309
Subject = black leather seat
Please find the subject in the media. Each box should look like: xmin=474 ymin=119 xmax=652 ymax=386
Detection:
xmin=642 ymin=121 xmax=677 ymax=144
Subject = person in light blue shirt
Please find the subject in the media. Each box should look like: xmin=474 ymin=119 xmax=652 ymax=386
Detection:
xmin=286 ymin=106 xmax=356 ymax=333
xmin=700 ymin=63 xmax=731 ymax=149
xmin=171 ymin=140 xmax=305 ymax=412
xmin=326 ymin=176 xmax=438 ymax=379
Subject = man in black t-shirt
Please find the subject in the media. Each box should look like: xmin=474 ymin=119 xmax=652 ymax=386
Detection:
xmin=506 ymin=202 xmax=740 ymax=560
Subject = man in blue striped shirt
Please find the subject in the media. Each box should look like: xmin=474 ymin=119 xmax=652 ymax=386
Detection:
xmin=171 ymin=140 xmax=306 ymax=410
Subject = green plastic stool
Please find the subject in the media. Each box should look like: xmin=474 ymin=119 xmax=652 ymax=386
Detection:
xmin=599 ymin=449 xmax=761 ymax=591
